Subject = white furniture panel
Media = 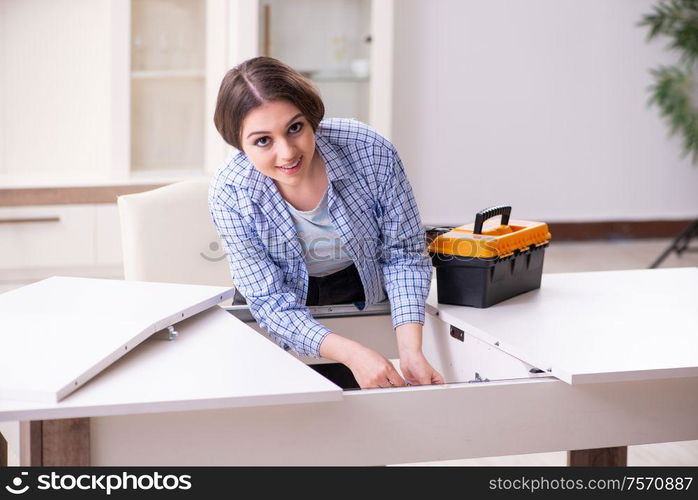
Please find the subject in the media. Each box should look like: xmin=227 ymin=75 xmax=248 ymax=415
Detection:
xmin=0 ymin=300 xmax=542 ymax=423
xmin=429 ymin=268 xmax=698 ymax=384
xmin=422 ymin=312 xmax=548 ymax=384
xmin=90 ymin=375 xmax=698 ymax=465
xmin=0 ymin=306 xmax=341 ymax=421
xmin=0 ymin=276 xmax=234 ymax=403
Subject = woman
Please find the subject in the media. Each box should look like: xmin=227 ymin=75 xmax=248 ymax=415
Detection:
xmin=209 ymin=56 xmax=443 ymax=389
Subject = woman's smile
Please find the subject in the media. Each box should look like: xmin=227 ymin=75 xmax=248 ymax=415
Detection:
xmin=277 ymin=155 xmax=303 ymax=174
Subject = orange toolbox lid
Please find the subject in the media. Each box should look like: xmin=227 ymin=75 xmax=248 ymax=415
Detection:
xmin=428 ymin=205 xmax=552 ymax=259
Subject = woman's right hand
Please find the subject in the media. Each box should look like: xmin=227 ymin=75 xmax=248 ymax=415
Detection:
xmin=319 ymin=333 xmax=406 ymax=389
xmin=344 ymin=344 xmax=406 ymax=389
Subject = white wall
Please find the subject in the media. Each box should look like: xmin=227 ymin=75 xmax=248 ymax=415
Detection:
xmin=0 ymin=0 xmax=113 ymax=182
xmin=392 ymin=0 xmax=698 ymax=224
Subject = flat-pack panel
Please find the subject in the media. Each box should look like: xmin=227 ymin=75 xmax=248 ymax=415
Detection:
xmin=0 ymin=276 xmax=234 ymax=402
xmin=429 ymin=268 xmax=698 ymax=384
xmin=0 ymin=306 xmax=342 ymax=421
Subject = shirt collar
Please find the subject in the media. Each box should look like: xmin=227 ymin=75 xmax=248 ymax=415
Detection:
xmin=315 ymin=132 xmax=352 ymax=182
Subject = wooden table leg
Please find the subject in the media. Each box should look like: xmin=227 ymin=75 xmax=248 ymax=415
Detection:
xmin=0 ymin=430 xmax=7 ymax=467
xmin=567 ymin=446 xmax=628 ymax=466
xmin=22 ymin=419 xmax=90 ymax=466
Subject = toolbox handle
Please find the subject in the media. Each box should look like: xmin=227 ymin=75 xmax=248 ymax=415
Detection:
xmin=473 ymin=205 xmax=512 ymax=234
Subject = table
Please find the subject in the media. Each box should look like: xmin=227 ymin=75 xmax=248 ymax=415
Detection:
xmin=0 ymin=269 xmax=696 ymax=466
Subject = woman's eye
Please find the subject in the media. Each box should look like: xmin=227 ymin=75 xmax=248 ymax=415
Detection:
xmin=255 ymin=136 xmax=271 ymax=147
xmin=288 ymin=122 xmax=303 ymax=134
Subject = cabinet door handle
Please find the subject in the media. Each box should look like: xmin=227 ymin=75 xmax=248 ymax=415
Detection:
xmin=0 ymin=217 xmax=61 ymax=224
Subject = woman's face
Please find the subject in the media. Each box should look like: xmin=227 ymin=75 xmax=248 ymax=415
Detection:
xmin=240 ymin=99 xmax=317 ymax=189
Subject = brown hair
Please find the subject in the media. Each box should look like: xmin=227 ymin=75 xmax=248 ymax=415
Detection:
xmin=213 ymin=56 xmax=325 ymax=150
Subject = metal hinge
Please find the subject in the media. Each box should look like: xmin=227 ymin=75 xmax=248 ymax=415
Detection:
xmin=151 ymin=325 xmax=179 ymax=341
xmin=468 ymin=372 xmax=490 ymax=383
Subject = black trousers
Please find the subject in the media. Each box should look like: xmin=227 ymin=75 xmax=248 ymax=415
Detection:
xmin=306 ymin=263 xmax=365 ymax=389
xmin=305 ymin=263 xmax=366 ymax=306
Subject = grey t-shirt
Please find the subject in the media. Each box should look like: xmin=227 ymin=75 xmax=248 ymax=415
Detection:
xmin=285 ymin=188 xmax=353 ymax=277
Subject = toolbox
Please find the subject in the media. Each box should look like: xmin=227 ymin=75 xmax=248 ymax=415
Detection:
xmin=428 ymin=205 xmax=551 ymax=308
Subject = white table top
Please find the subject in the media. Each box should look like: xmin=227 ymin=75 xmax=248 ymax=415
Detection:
xmin=0 ymin=306 xmax=341 ymax=421
xmin=428 ymin=267 xmax=698 ymax=384
xmin=0 ymin=276 xmax=235 ymax=402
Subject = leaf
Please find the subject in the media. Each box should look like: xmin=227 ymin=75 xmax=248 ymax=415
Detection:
xmin=642 ymin=0 xmax=698 ymax=165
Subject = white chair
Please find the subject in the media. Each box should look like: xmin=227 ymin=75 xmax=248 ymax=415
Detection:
xmin=117 ymin=179 xmax=232 ymax=286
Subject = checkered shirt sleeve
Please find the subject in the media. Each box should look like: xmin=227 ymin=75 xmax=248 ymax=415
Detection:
xmin=208 ymin=187 xmax=331 ymax=358
xmin=378 ymin=148 xmax=432 ymax=328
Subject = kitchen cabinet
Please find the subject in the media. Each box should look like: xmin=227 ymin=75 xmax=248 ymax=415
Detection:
xmin=0 ymin=0 xmax=392 ymax=185
xmin=0 ymin=204 xmax=122 ymax=271
xmin=0 ymin=0 xmax=393 ymax=277
xmin=125 ymin=0 xmax=393 ymax=178
xmin=129 ymin=0 xmax=208 ymax=177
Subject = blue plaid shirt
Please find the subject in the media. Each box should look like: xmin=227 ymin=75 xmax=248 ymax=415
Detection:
xmin=208 ymin=118 xmax=432 ymax=358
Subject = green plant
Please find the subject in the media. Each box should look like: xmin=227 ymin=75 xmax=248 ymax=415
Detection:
xmin=640 ymin=0 xmax=698 ymax=164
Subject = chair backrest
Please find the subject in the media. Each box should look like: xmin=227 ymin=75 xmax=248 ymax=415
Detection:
xmin=117 ymin=179 xmax=232 ymax=286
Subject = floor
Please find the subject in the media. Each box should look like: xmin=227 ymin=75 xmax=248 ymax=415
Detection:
xmin=1 ymin=237 xmax=697 ymax=466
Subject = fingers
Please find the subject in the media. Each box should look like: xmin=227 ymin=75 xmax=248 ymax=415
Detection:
xmin=362 ymin=366 xmax=406 ymax=389
xmin=417 ymin=370 xmax=445 ymax=385
xmin=401 ymin=368 xmax=445 ymax=387
xmin=400 ymin=357 xmax=446 ymax=386
xmin=404 ymin=369 xmax=436 ymax=386
xmin=420 ymin=369 xmax=446 ymax=385
xmin=363 ymin=370 xmax=443 ymax=389
xmin=374 ymin=367 xmax=405 ymax=389
xmin=345 ymin=347 xmax=413 ymax=389
xmin=386 ymin=366 xmax=406 ymax=387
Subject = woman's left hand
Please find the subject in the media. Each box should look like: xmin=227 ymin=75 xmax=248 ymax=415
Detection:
xmin=395 ymin=322 xmax=445 ymax=386
xmin=399 ymin=351 xmax=445 ymax=386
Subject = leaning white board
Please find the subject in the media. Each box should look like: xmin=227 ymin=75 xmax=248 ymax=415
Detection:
xmin=0 ymin=276 xmax=235 ymax=402
xmin=428 ymin=267 xmax=698 ymax=384
xmin=0 ymin=306 xmax=342 ymax=421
